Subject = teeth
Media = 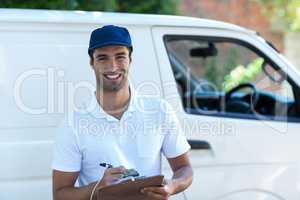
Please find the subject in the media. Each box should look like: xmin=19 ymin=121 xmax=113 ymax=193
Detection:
xmin=104 ymin=74 xmax=121 ymax=80
xmin=107 ymin=74 xmax=118 ymax=78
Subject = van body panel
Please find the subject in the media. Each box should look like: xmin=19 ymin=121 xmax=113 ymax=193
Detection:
xmin=152 ymin=26 xmax=300 ymax=200
xmin=1 ymin=9 xmax=300 ymax=200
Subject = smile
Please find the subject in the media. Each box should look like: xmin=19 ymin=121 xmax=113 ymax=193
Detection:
xmin=103 ymin=73 xmax=122 ymax=80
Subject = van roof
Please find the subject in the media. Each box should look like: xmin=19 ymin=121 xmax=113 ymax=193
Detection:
xmin=0 ymin=8 xmax=254 ymax=33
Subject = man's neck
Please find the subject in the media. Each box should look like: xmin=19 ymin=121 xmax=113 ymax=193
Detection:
xmin=95 ymin=85 xmax=131 ymax=119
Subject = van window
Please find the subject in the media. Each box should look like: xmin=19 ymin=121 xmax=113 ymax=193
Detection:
xmin=163 ymin=35 xmax=300 ymax=121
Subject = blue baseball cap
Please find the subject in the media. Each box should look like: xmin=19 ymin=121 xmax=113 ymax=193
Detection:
xmin=88 ymin=25 xmax=132 ymax=56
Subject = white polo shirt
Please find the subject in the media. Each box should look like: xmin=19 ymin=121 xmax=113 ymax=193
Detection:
xmin=52 ymin=88 xmax=190 ymax=187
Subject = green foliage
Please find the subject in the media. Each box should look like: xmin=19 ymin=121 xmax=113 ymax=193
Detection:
xmin=0 ymin=0 xmax=179 ymax=14
xmin=204 ymin=48 xmax=240 ymax=90
xmin=255 ymin=0 xmax=300 ymax=31
xmin=222 ymin=58 xmax=264 ymax=92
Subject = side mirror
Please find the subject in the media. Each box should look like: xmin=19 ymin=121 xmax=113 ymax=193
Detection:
xmin=263 ymin=63 xmax=285 ymax=83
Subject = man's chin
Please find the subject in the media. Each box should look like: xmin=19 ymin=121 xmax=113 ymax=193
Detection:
xmin=102 ymin=82 xmax=127 ymax=92
xmin=98 ymin=76 xmax=128 ymax=92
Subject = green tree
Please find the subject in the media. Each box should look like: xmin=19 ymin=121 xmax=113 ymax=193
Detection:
xmin=204 ymin=48 xmax=240 ymax=91
xmin=255 ymin=0 xmax=300 ymax=31
xmin=0 ymin=0 xmax=179 ymax=14
xmin=223 ymin=58 xmax=264 ymax=92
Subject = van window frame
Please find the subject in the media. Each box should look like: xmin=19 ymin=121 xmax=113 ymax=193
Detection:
xmin=163 ymin=34 xmax=300 ymax=123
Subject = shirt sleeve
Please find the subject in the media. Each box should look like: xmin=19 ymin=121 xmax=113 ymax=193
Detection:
xmin=161 ymin=101 xmax=191 ymax=158
xmin=52 ymin=117 xmax=82 ymax=172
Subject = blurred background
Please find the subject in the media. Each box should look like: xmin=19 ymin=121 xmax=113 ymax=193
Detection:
xmin=1 ymin=0 xmax=299 ymax=70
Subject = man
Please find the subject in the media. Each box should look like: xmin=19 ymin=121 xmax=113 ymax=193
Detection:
xmin=52 ymin=25 xmax=193 ymax=200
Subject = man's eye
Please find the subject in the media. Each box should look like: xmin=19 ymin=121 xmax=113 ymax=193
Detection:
xmin=97 ymin=57 xmax=106 ymax=61
xmin=117 ymin=56 xmax=126 ymax=60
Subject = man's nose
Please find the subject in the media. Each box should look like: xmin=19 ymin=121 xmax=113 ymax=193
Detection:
xmin=108 ymin=57 xmax=119 ymax=71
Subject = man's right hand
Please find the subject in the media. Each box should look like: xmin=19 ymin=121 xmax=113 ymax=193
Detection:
xmin=96 ymin=166 xmax=127 ymax=189
xmin=52 ymin=167 xmax=127 ymax=200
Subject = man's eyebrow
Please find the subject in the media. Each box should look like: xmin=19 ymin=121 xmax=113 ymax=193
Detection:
xmin=95 ymin=51 xmax=128 ymax=58
xmin=115 ymin=52 xmax=127 ymax=56
xmin=95 ymin=53 xmax=107 ymax=58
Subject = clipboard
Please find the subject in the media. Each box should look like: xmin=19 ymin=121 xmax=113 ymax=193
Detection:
xmin=96 ymin=175 xmax=164 ymax=200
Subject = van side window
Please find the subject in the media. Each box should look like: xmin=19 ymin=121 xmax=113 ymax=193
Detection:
xmin=163 ymin=35 xmax=300 ymax=121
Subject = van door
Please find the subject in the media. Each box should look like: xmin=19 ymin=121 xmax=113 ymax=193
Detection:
xmin=152 ymin=26 xmax=300 ymax=200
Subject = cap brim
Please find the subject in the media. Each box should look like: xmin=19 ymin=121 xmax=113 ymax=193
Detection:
xmin=88 ymin=41 xmax=132 ymax=54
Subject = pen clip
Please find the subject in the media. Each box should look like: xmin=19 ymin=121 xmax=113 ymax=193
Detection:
xmin=99 ymin=163 xmax=113 ymax=168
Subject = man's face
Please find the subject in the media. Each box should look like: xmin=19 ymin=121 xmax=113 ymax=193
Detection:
xmin=91 ymin=45 xmax=131 ymax=92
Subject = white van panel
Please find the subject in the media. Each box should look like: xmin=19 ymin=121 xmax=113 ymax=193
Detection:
xmin=0 ymin=20 xmax=162 ymax=200
xmin=152 ymin=26 xmax=300 ymax=200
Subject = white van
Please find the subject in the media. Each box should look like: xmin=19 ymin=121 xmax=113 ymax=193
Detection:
xmin=1 ymin=8 xmax=300 ymax=200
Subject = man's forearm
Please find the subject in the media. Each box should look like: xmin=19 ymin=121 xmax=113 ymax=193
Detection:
xmin=54 ymin=182 xmax=96 ymax=200
xmin=168 ymin=165 xmax=193 ymax=195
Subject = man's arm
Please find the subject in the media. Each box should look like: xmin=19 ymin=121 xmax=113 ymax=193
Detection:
xmin=141 ymin=152 xmax=193 ymax=199
xmin=52 ymin=170 xmax=95 ymax=200
xmin=166 ymin=152 xmax=193 ymax=194
xmin=53 ymin=167 xmax=126 ymax=200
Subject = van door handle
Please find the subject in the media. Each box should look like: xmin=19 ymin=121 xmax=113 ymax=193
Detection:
xmin=188 ymin=140 xmax=211 ymax=150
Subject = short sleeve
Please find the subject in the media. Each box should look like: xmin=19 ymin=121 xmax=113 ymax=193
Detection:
xmin=52 ymin=117 xmax=82 ymax=172
xmin=161 ymin=101 xmax=191 ymax=158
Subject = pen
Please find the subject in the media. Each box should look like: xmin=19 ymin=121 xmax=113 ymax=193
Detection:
xmin=99 ymin=163 xmax=113 ymax=168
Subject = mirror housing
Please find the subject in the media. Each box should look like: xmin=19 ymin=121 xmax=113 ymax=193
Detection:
xmin=190 ymin=43 xmax=218 ymax=58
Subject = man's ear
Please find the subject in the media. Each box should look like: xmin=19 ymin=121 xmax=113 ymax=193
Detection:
xmin=89 ymin=58 xmax=94 ymax=69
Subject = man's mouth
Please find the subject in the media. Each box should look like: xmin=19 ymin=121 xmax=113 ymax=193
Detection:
xmin=103 ymin=73 xmax=122 ymax=80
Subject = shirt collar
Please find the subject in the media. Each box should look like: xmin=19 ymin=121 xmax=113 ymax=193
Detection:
xmin=86 ymin=86 xmax=138 ymax=121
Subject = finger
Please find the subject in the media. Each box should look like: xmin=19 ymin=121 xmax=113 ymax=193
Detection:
xmin=109 ymin=173 xmax=124 ymax=179
xmin=104 ymin=177 xmax=121 ymax=185
xmin=143 ymin=186 xmax=166 ymax=194
xmin=109 ymin=177 xmax=122 ymax=183
xmin=106 ymin=166 xmax=126 ymax=175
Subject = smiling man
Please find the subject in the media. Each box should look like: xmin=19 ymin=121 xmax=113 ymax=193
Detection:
xmin=52 ymin=25 xmax=193 ymax=200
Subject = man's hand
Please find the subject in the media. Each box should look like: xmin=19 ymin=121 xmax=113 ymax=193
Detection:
xmin=141 ymin=152 xmax=193 ymax=200
xmin=53 ymin=166 xmax=127 ymax=200
xmin=89 ymin=166 xmax=127 ymax=200
xmin=140 ymin=184 xmax=173 ymax=200
xmin=96 ymin=166 xmax=126 ymax=189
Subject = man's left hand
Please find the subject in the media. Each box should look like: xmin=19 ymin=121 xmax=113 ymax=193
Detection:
xmin=141 ymin=183 xmax=174 ymax=200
